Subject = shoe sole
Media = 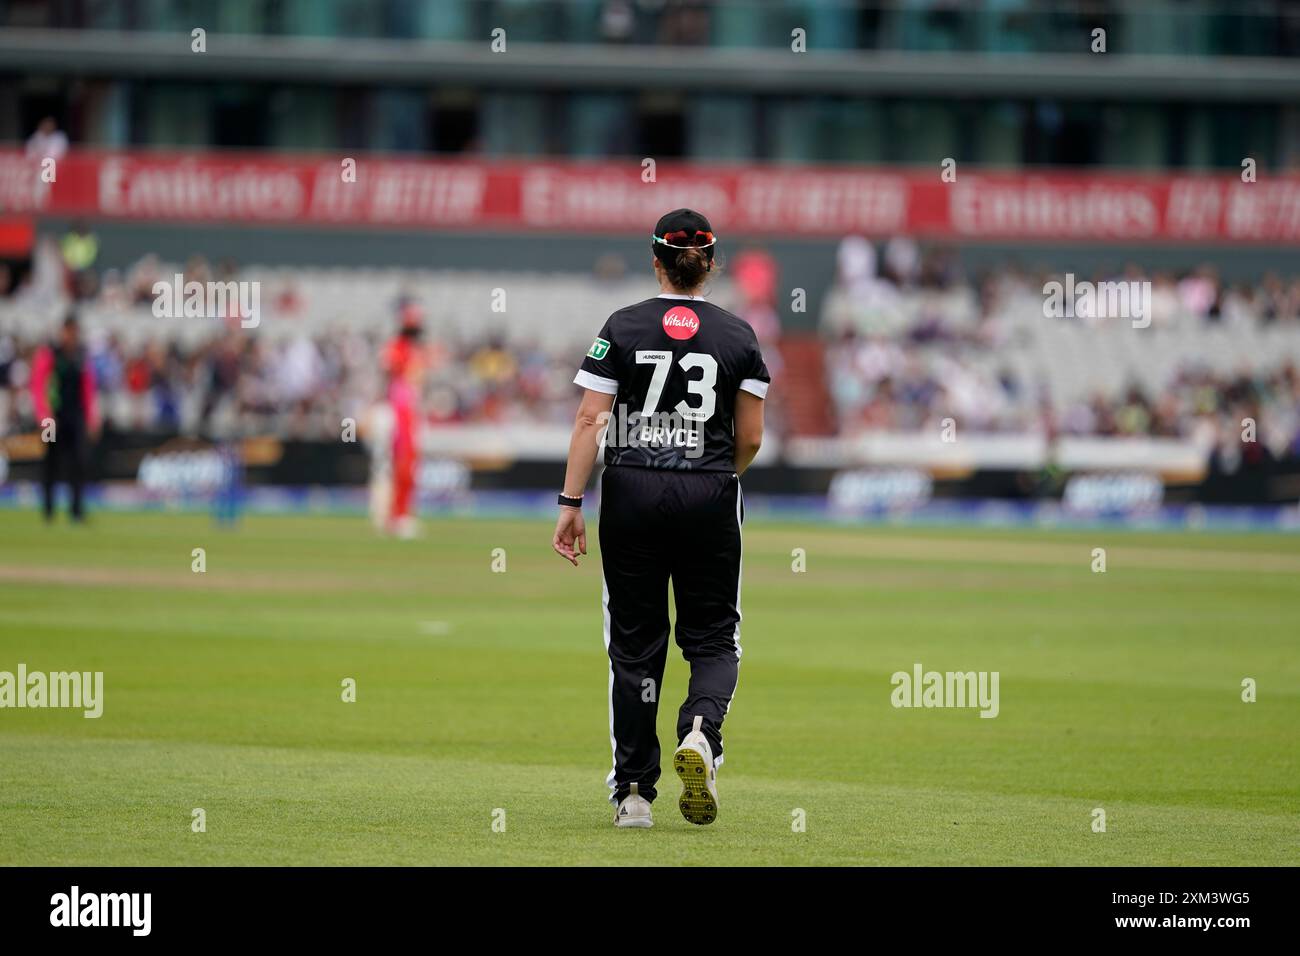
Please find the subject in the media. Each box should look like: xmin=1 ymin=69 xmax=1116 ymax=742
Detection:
xmin=614 ymin=817 xmax=653 ymax=829
xmin=673 ymin=745 xmax=718 ymax=825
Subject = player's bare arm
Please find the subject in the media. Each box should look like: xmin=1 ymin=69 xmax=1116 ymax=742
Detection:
xmin=734 ymin=389 xmax=765 ymax=476
xmin=552 ymin=387 xmax=615 ymax=566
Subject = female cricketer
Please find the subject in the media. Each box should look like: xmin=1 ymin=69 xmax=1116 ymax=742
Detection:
xmin=552 ymin=209 xmax=770 ymax=829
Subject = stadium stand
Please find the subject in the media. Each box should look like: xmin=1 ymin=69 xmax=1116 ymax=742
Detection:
xmin=2 ymin=240 xmax=1299 ymax=464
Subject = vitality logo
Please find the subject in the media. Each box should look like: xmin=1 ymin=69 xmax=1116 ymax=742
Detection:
xmin=662 ymin=306 xmax=700 ymax=340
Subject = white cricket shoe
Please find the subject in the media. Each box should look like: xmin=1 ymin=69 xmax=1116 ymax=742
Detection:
xmin=673 ymin=715 xmax=719 ymax=825
xmin=613 ymin=782 xmax=653 ymax=829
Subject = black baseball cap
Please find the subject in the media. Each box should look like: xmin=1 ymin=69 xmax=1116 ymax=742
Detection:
xmin=651 ymin=208 xmax=717 ymax=266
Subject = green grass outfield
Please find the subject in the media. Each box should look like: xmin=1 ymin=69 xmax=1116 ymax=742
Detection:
xmin=1 ymin=510 xmax=1296 ymax=866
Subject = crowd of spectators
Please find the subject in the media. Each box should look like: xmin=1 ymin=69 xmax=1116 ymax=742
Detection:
xmin=0 ymin=241 xmax=620 ymax=439
xmin=821 ymin=237 xmax=1300 ymax=461
xmin=3 ymin=233 xmax=1300 ymax=465
xmin=0 ymin=233 xmax=792 ymax=442
xmin=0 ymin=323 xmax=587 ymax=441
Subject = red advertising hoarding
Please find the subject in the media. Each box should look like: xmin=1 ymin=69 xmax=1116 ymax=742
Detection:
xmin=3 ymin=149 xmax=1298 ymax=243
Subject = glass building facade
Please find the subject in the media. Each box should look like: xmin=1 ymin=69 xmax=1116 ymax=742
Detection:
xmin=7 ymin=0 xmax=1300 ymax=57
xmin=1 ymin=0 xmax=1298 ymax=169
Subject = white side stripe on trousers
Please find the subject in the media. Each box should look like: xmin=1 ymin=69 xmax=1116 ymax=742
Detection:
xmin=716 ymin=477 xmax=744 ymax=770
xmin=602 ymin=574 xmax=619 ymax=802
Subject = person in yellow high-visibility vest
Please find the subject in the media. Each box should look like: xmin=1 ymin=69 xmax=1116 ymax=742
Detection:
xmin=60 ymin=222 xmax=99 ymax=299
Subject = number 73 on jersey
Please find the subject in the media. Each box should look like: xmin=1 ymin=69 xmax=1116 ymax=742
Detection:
xmin=635 ymin=350 xmax=718 ymax=423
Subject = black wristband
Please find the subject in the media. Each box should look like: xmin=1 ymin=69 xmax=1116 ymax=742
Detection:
xmin=557 ymin=493 xmax=584 ymax=509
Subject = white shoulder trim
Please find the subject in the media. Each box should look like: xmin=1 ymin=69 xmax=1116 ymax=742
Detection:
xmin=738 ymin=378 xmax=769 ymax=399
xmin=574 ymin=369 xmax=619 ymax=394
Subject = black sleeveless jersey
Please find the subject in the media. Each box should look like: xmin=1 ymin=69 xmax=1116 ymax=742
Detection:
xmin=574 ymin=294 xmax=770 ymax=472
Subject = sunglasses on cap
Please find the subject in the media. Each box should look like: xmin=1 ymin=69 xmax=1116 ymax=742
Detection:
xmin=651 ymin=229 xmax=716 ymax=249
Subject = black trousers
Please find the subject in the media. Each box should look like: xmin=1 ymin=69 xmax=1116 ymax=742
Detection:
xmin=42 ymin=417 xmax=89 ymax=521
xmin=598 ymin=465 xmax=744 ymax=804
